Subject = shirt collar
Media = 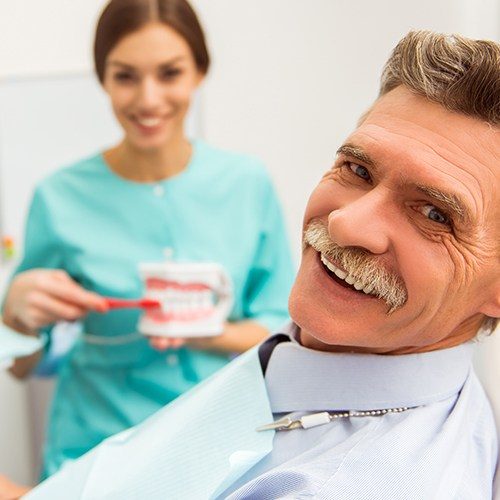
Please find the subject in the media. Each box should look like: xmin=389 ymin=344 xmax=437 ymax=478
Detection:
xmin=260 ymin=322 xmax=475 ymax=413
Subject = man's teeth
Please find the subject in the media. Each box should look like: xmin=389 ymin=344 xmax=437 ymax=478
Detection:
xmin=320 ymin=254 xmax=374 ymax=296
xmin=137 ymin=117 xmax=161 ymax=127
xmin=332 ymin=266 xmax=346 ymax=280
xmin=345 ymin=275 xmax=355 ymax=285
xmin=353 ymin=281 xmax=364 ymax=290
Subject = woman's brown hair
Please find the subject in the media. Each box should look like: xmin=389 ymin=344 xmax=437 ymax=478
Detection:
xmin=94 ymin=0 xmax=210 ymax=83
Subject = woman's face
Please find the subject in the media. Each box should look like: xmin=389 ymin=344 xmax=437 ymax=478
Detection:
xmin=103 ymin=22 xmax=203 ymax=151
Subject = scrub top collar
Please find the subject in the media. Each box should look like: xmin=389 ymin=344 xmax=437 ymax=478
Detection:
xmin=98 ymin=139 xmax=201 ymax=187
xmin=260 ymin=322 xmax=475 ymax=413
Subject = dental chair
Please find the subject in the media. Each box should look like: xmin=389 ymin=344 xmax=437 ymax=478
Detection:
xmin=473 ymin=328 xmax=500 ymax=499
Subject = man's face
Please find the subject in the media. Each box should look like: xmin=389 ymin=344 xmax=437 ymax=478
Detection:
xmin=289 ymin=86 xmax=499 ymax=353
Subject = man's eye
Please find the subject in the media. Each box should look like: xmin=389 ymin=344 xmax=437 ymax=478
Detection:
xmin=421 ymin=205 xmax=450 ymax=225
xmin=348 ymin=162 xmax=371 ymax=182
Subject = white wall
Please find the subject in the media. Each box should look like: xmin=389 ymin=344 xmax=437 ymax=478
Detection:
xmin=0 ymin=0 xmax=498 ymax=486
xmin=2 ymin=0 xmax=498 ymax=252
xmin=192 ymin=0 xmax=499 ymax=249
xmin=0 ymin=1 xmax=104 ymax=78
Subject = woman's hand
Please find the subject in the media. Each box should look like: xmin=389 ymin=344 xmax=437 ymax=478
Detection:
xmin=148 ymin=337 xmax=187 ymax=350
xmin=3 ymin=269 xmax=107 ymax=333
xmin=0 ymin=474 xmax=31 ymax=500
xmin=148 ymin=321 xmax=269 ymax=354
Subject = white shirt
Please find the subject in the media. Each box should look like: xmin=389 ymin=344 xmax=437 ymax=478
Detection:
xmin=221 ymin=324 xmax=498 ymax=499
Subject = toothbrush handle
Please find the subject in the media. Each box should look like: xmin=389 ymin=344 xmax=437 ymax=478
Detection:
xmin=105 ymin=298 xmax=160 ymax=310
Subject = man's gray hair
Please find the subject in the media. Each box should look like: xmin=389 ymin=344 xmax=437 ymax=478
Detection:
xmin=380 ymin=30 xmax=500 ymax=125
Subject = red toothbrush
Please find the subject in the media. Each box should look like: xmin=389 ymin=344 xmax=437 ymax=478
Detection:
xmin=104 ymin=298 xmax=161 ymax=310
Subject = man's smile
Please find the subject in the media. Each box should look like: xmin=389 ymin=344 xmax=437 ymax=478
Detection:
xmin=303 ymin=219 xmax=408 ymax=312
xmin=320 ymin=253 xmax=376 ymax=296
xmin=307 ymin=249 xmax=381 ymax=308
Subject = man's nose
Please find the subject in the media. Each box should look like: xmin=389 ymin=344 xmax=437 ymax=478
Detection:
xmin=137 ymin=77 xmax=163 ymax=110
xmin=327 ymin=190 xmax=391 ymax=255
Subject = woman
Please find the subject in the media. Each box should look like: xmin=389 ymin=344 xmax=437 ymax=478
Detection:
xmin=2 ymin=0 xmax=293 ymax=478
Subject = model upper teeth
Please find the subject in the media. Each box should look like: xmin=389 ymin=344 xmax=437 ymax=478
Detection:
xmin=320 ymin=254 xmax=374 ymax=295
xmin=137 ymin=117 xmax=161 ymax=127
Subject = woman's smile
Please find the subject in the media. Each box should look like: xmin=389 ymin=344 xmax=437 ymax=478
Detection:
xmin=129 ymin=113 xmax=173 ymax=135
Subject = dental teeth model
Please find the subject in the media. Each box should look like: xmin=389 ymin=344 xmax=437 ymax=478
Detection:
xmin=138 ymin=261 xmax=233 ymax=337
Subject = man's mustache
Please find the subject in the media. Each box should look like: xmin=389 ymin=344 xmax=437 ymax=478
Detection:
xmin=303 ymin=219 xmax=408 ymax=313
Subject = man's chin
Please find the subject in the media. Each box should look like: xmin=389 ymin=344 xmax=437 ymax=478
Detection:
xmin=288 ymin=286 xmax=357 ymax=349
xmin=291 ymin=313 xmax=392 ymax=353
xmin=289 ymin=280 xmax=405 ymax=353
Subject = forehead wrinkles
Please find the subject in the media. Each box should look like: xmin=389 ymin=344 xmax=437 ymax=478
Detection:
xmin=362 ymin=114 xmax=498 ymax=190
xmin=410 ymin=147 xmax=483 ymax=220
xmin=348 ymin=125 xmax=490 ymax=220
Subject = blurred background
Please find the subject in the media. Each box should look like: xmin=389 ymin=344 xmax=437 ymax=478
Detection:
xmin=0 ymin=0 xmax=498 ymax=485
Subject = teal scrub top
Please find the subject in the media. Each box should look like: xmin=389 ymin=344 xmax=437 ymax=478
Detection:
xmin=15 ymin=140 xmax=294 ymax=477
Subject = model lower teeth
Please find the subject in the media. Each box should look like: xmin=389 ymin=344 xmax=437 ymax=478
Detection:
xmin=320 ymin=254 xmax=374 ymax=296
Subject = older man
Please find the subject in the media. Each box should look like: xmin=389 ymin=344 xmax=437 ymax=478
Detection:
xmin=24 ymin=30 xmax=499 ymax=499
